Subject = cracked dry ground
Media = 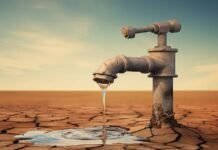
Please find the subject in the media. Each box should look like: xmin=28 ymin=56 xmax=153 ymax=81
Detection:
xmin=0 ymin=105 xmax=217 ymax=150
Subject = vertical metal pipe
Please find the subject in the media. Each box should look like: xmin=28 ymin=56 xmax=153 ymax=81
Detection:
xmin=158 ymin=33 xmax=167 ymax=46
xmin=150 ymin=77 xmax=175 ymax=127
xmin=153 ymin=77 xmax=173 ymax=115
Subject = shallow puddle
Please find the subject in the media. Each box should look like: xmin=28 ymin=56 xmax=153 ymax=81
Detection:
xmin=15 ymin=126 xmax=146 ymax=146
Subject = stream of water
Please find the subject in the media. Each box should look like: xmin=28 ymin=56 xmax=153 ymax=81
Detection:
xmin=97 ymin=82 xmax=110 ymax=118
xmin=97 ymin=82 xmax=110 ymax=145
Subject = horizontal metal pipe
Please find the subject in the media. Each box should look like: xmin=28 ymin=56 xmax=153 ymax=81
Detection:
xmin=121 ymin=26 xmax=154 ymax=38
xmin=93 ymin=55 xmax=155 ymax=84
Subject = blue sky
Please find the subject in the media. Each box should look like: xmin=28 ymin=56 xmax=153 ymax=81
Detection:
xmin=0 ymin=0 xmax=217 ymax=90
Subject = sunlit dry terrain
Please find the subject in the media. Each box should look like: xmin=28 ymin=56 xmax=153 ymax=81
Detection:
xmin=0 ymin=91 xmax=217 ymax=149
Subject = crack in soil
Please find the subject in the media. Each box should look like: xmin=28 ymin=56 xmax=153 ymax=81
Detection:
xmin=0 ymin=105 xmax=217 ymax=150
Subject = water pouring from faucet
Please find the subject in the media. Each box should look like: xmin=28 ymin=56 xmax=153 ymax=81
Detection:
xmin=97 ymin=82 xmax=110 ymax=117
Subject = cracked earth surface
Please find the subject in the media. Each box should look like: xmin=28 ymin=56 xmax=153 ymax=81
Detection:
xmin=0 ymin=104 xmax=217 ymax=150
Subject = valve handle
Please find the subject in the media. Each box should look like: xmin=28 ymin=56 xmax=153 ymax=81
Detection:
xmin=121 ymin=19 xmax=181 ymax=39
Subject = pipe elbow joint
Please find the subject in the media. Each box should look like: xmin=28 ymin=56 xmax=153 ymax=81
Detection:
xmin=93 ymin=55 xmax=127 ymax=84
xmin=148 ymin=55 xmax=177 ymax=78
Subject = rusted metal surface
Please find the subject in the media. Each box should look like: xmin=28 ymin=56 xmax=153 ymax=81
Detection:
xmin=93 ymin=20 xmax=181 ymax=128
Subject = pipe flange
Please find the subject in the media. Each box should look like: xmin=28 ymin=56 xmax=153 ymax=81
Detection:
xmin=148 ymin=74 xmax=178 ymax=78
xmin=148 ymin=46 xmax=178 ymax=53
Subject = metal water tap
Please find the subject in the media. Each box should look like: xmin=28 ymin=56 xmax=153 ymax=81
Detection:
xmin=93 ymin=20 xmax=181 ymax=128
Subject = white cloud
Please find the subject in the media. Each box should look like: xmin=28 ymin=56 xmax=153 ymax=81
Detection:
xmin=30 ymin=0 xmax=94 ymax=37
xmin=187 ymin=64 xmax=218 ymax=89
xmin=194 ymin=64 xmax=218 ymax=82
xmin=70 ymin=18 xmax=93 ymax=36
xmin=29 ymin=1 xmax=60 ymax=10
xmin=0 ymin=30 xmax=90 ymax=75
xmin=194 ymin=64 xmax=218 ymax=73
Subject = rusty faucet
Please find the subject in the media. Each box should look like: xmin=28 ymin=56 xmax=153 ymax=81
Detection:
xmin=93 ymin=20 xmax=181 ymax=128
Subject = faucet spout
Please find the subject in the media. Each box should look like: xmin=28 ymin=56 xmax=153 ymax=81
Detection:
xmin=93 ymin=55 xmax=157 ymax=84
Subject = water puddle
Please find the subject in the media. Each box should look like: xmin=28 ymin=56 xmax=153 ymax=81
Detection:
xmin=14 ymin=82 xmax=146 ymax=146
xmin=15 ymin=126 xmax=145 ymax=146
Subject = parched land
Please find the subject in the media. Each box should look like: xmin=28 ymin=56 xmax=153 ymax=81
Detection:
xmin=0 ymin=91 xmax=217 ymax=149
